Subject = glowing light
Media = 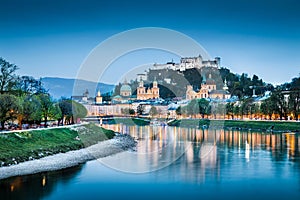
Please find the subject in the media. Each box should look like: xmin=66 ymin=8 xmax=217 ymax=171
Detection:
xmin=10 ymin=185 xmax=15 ymax=192
xmin=42 ymin=176 xmax=46 ymax=187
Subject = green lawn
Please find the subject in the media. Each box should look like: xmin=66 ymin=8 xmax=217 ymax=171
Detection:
xmin=0 ymin=123 xmax=115 ymax=167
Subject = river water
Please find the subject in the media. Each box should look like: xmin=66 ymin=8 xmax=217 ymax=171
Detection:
xmin=1 ymin=124 xmax=300 ymax=200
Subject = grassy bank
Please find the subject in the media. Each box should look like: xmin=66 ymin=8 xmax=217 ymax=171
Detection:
xmin=168 ymin=119 xmax=300 ymax=132
xmin=106 ymin=117 xmax=150 ymax=126
xmin=0 ymin=123 xmax=115 ymax=167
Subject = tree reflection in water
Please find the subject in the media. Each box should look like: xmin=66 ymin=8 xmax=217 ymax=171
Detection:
xmin=0 ymin=165 xmax=83 ymax=200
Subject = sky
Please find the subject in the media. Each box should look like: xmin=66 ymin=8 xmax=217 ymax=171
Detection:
xmin=0 ymin=0 xmax=300 ymax=85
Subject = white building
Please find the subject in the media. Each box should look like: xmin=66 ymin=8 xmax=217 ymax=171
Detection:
xmin=152 ymin=55 xmax=220 ymax=72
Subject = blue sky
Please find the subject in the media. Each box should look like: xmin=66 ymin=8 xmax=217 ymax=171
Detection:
xmin=0 ymin=0 xmax=299 ymax=85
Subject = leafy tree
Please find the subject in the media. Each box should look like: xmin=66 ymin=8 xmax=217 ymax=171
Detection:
xmin=149 ymin=106 xmax=158 ymax=118
xmin=252 ymin=103 xmax=260 ymax=119
xmin=239 ymin=98 xmax=254 ymax=119
xmin=129 ymin=108 xmax=135 ymax=115
xmin=0 ymin=58 xmax=19 ymax=94
xmin=197 ymin=98 xmax=210 ymax=118
xmin=72 ymin=100 xmax=87 ymax=123
xmin=121 ymin=108 xmax=135 ymax=115
xmin=15 ymin=76 xmax=46 ymax=95
xmin=176 ymin=106 xmax=182 ymax=116
xmin=58 ymin=99 xmax=73 ymax=125
xmin=260 ymin=98 xmax=275 ymax=120
xmin=226 ymin=102 xmax=235 ymax=119
xmin=185 ymin=99 xmax=198 ymax=117
xmin=233 ymin=104 xmax=240 ymax=119
xmin=17 ymin=94 xmax=42 ymax=128
xmin=38 ymin=93 xmax=54 ymax=127
xmin=271 ymin=88 xmax=289 ymax=120
xmin=0 ymin=94 xmax=19 ymax=129
xmin=113 ymin=82 xmax=122 ymax=96
xmin=137 ymin=104 xmax=145 ymax=116
xmin=288 ymin=77 xmax=300 ymax=120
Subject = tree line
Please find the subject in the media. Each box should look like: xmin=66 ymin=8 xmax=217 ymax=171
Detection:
xmin=0 ymin=58 xmax=87 ymax=130
xmin=175 ymin=76 xmax=300 ymax=121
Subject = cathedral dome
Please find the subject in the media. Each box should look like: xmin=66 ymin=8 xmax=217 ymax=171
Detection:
xmin=120 ymin=84 xmax=132 ymax=92
xmin=120 ymin=83 xmax=132 ymax=97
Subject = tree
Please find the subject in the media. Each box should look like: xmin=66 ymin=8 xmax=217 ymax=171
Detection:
xmin=14 ymin=76 xmax=46 ymax=95
xmin=185 ymin=99 xmax=198 ymax=117
xmin=240 ymin=98 xmax=254 ymax=119
xmin=176 ymin=106 xmax=182 ymax=116
xmin=149 ymin=106 xmax=158 ymax=118
xmin=58 ymin=99 xmax=73 ymax=125
xmin=288 ymin=77 xmax=300 ymax=120
xmin=17 ymin=94 xmax=42 ymax=129
xmin=0 ymin=58 xmax=19 ymax=94
xmin=129 ymin=108 xmax=135 ymax=115
xmin=137 ymin=104 xmax=145 ymax=116
xmin=121 ymin=108 xmax=130 ymax=115
xmin=72 ymin=100 xmax=87 ymax=123
xmin=38 ymin=93 xmax=54 ymax=127
xmin=233 ymin=104 xmax=240 ymax=119
xmin=226 ymin=102 xmax=234 ymax=119
xmin=0 ymin=94 xmax=19 ymax=129
xmin=50 ymin=103 xmax=62 ymax=125
xmin=271 ymin=88 xmax=288 ymax=120
xmin=260 ymin=98 xmax=275 ymax=120
xmin=197 ymin=98 xmax=210 ymax=118
xmin=121 ymin=108 xmax=135 ymax=116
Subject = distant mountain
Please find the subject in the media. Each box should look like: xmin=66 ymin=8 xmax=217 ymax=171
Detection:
xmin=41 ymin=77 xmax=115 ymax=99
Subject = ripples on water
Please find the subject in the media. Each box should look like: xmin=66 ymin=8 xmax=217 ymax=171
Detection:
xmin=1 ymin=124 xmax=300 ymax=200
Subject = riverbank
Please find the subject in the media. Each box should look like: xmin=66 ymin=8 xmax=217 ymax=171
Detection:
xmin=0 ymin=134 xmax=136 ymax=180
xmin=168 ymin=119 xmax=300 ymax=132
xmin=106 ymin=117 xmax=150 ymax=126
xmin=0 ymin=123 xmax=120 ymax=167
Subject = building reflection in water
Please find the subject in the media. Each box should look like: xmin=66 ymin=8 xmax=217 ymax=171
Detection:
xmin=102 ymin=124 xmax=300 ymax=183
xmin=1 ymin=124 xmax=299 ymax=198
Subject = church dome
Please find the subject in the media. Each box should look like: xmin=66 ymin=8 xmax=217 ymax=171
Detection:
xmin=120 ymin=84 xmax=132 ymax=92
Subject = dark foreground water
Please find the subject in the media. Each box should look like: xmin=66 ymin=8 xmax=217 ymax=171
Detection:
xmin=1 ymin=124 xmax=300 ymax=200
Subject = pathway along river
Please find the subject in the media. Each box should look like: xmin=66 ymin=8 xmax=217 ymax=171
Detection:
xmin=1 ymin=124 xmax=300 ymax=200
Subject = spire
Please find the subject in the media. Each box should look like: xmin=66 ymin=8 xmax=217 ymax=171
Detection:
xmin=223 ymin=78 xmax=229 ymax=90
xmin=153 ymin=77 xmax=158 ymax=88
xmin=139 ymin=77 xmax=144 ymax=87
xmin=97 ymin=89 xmax=101 ymax=97
xmin=84 ymin=89 xmax=89 ymax=97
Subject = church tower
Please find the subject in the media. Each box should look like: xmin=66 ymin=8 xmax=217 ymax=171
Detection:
xmin=223 ymin=78 xmax=229 ymax=91
xmin=152 ymin=78 xmax=159 ymax=99
xmin=95 ymin=89 xmax=102 ymax=104
xmin=137 ymin=78 xmax=146 ymax=100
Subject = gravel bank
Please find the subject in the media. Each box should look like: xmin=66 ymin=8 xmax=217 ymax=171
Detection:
xmin=0 ymin=134 xmax=136 ymax=180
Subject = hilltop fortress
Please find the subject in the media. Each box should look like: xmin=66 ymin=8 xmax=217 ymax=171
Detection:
xmin=152 ymin=55 xmax=220 ymax=71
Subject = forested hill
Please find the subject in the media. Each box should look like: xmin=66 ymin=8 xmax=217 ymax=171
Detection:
xmin=119 ymin=67 xmax=275 ymax=99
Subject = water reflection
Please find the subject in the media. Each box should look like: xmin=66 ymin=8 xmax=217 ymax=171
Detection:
xmin=102 ymin=124 xmax=300 ymax=179
xmin=1 ymin=125 xmax=300 ymax=199
xmin=0 ymin=165 xmax=83 ymax=200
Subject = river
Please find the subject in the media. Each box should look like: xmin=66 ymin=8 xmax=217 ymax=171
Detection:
xmin=1 ymin=124 xmax=300 ymax=200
